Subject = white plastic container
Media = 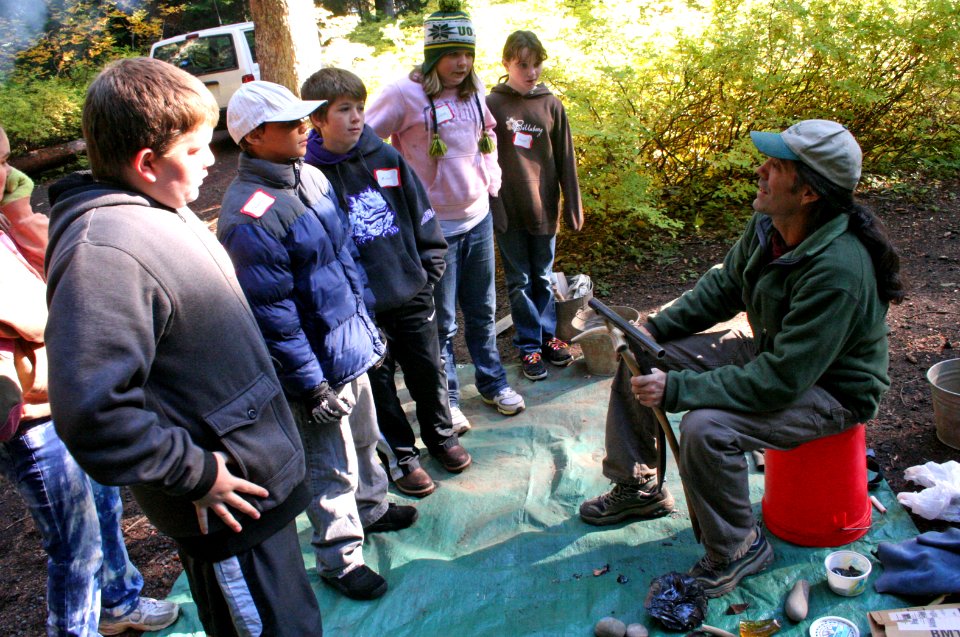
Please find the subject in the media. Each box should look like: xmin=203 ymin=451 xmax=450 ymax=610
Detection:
xmin=824 ymin=550 xmax=871 ymax=596
xmin=810 ymin=616 xmax=859 ymax=637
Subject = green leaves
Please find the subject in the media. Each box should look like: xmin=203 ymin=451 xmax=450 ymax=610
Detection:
xmin=547 ymin=0 xmax=960 ymax=264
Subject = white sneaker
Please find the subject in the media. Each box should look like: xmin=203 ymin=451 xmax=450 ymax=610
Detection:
xmin=450 ymin=405 xmax=471 ymax=434
xmin=99 ymin=597 xmax=180 ymax=635
xmin=482 ymin=386 xmax=525 ymax=416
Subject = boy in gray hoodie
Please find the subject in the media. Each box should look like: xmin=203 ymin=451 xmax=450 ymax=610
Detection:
xmin=44 ymin=58 xmax=321 ymax=636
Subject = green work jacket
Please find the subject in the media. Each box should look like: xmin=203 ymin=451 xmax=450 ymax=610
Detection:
xmin=649 ymin=212 xmax=890 ymax=423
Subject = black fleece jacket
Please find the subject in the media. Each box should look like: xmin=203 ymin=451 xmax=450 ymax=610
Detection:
xmin=305 ymin=125 xmax=447 ymax=313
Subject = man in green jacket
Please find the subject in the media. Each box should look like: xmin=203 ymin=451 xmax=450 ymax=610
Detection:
xmin=579 ymin=120 xmax=904 ymax=597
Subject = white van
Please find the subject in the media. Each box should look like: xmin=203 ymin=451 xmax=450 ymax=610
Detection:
xmin=150 ymin=22 xmax=259 ymax=125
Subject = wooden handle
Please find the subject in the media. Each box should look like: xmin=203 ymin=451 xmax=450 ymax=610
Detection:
xmin=619 ymin=342 xmax=701 ymax=542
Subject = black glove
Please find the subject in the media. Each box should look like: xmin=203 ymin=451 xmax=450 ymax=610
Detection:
xmin=306 ymin=381 xmax=349 ymax=425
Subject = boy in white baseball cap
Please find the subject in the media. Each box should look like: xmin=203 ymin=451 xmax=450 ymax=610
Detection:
xmin=219 ymin=81 xmax=416 ymax=600
xmin=226 ymin=80 xmax=325 ymax=145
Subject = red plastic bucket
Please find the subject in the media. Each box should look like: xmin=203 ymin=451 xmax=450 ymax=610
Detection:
xmin=762 ymin=424 xmax=871 ymax=547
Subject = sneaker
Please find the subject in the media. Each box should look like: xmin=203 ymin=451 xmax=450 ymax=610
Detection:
xmin=521 ymin=352 xmax=548 ymax=380
xmin=482 ymin=386 xmax=525 ymax=416
xmin=393 ymin=467 xmax=436 ymax=497
xmin=542 ymin=337 xmax=574 ymax=366
xmin=99 ymin=597 xmax=180 ymax=635
xmin=450 ymin=405 xmax=471 ymax=434
xmin=431 ymin=444 xmax=472 ymax=473
xmin=579 ymin=483 xmax=675 ymax=526
xmin=688 ymin=528 xmax=774 ymax=597
xmin=322 ymin=565 xmax=388 ymax=600
xmin=364 ymin=503 xmax=419 ymax=534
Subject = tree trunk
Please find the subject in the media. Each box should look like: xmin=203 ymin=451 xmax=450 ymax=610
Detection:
xmin=248 ymin=0 xmax=323 ymax=95
xmin=374 ymin=0 xmax=395 ymax=18
xmin=10 ymin=140 xmax=86 ymax=176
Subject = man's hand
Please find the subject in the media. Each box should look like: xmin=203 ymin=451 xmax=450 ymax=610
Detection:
xmin=307 ymin=381 xmax=350 ymax=425
xmin=193 ymin=451 xmax=269 ymax=534
xmin=631 ymin=369 xmax=667 ymax=408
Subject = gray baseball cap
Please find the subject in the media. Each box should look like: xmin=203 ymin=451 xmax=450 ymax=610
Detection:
xmin=750 ymin=119 xmax=862 ymax=191
xmin=227 ymin=81 xmax=326 ymax=144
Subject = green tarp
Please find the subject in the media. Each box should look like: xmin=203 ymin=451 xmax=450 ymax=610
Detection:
xmin=151 ymin=361 xmax=918 ymax=636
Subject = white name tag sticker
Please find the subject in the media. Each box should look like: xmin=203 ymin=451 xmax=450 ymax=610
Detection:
xmin=241 ymin=190 xmax=276 ymax=218
xmin=513 ymin=131 xmax=533 ymax=149
xmin=375 ymin=168 xmax=401 ymax=188
xmin=435 ymin=103 xmax=455 ymax=125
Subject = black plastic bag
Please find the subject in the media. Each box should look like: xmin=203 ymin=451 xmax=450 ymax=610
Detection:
xmin=644 ymin=572 xmax=708 ymax=631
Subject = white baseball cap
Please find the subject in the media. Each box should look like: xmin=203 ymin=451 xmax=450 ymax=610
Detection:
xmin=227 ymin=81 xmax=326 ymax=144
xmin=750 ymin=119 xmax=862 ymax=191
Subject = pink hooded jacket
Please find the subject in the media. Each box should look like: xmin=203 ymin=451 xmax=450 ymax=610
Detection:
xmin=366 ymin=74 xmax=501 ymax=224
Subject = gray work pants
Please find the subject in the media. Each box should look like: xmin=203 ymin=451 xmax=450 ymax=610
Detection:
xmin=292 ymin=373 xmax=389 ymax=578
xmin=601 ymin=328 xmax=855 ymax=561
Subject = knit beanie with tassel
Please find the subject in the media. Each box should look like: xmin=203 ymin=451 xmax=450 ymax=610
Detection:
xmin=423 ymin=0 xmax=475 ymax=75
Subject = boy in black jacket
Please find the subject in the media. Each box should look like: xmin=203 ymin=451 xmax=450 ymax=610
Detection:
xmin=302 ymin=68 xmax=471 ymax=498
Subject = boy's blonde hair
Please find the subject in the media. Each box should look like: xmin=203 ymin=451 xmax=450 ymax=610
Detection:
xmin=83 ymin=57 xmax=219 ymax=183
xmin=301 ymin=68 xmax=367 ymax=121
xmin=502 ymin=30 xmax=548 ymax=65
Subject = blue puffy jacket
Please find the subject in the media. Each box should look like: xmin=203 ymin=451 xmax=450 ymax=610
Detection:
xmin=217 ymin=153 xmax=384 ymax=395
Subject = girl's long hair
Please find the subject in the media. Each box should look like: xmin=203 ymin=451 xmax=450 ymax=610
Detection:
xmin=410 ymin=64 xmax=482 ymax=99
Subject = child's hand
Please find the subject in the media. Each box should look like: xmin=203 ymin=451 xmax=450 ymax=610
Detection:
xmin=193 ymin=451 xmax=269 ymax=534
xmin=306 ymin=381 xmax=351 ymax=425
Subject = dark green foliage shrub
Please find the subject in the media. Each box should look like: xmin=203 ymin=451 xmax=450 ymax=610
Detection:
xmin=552 ymin=0 xmax=960 ymax=257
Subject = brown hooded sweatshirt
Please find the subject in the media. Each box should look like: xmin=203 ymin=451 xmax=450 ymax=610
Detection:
xmin=486 ymin=82 xmax=583 ymax=236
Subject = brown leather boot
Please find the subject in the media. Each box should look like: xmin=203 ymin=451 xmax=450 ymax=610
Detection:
xmin=431 ymin=444 xmax=472 ymax=473
xmin=393 ymin=467 xmax=436 ymax=497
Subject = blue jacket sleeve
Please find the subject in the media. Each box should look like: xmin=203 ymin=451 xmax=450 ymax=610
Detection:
xmin=219 ymin=223 xmax=324 ymax=396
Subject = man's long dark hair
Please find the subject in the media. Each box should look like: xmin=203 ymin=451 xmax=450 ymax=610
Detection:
xmin=795 ymin=162 xmax=906 ymax=305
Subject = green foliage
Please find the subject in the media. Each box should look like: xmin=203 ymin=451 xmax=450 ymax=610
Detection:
xmin=1 ymin=0 xmax=959 ymax=278
xmin=546 ymin=0 xmax=960 ymax=261
xmin=173 ymin=0 xmax=249 ymax=35
xmin=0 ymin=74 xmax=92 ymax=153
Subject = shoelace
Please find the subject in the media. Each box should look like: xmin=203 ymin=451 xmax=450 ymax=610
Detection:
xmin=544 ymin=338 xmax=568 ymax=351
xmin=607 ymin=484 xmax=641 ymax=503
xmin=696 ymin=553 xmax=724 ymax=570
xmin=523 ymin=352 xmax=543 ymax=364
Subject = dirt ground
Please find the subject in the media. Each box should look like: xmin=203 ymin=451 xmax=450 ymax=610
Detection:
xmin=2 ymin=135 xmax=957 ymax=635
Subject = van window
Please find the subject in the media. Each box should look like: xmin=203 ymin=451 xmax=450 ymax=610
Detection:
xmin=243 ymin=29 xmax=257 ymax=63
xmin=153 ymin=34 xmax=239 ymax=76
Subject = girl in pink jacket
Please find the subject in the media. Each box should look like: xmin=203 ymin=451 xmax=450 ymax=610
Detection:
xmin=366 ymin=0 xmax=525 ymax=430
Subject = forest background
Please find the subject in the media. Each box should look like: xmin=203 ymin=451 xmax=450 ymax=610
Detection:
xmin=1 ymin=0 xmax=958 ymax=274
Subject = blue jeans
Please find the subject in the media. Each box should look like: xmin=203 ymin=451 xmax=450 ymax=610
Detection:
xmin=496 ymin=228 xmax=558 ymax=354
xmin=0 ymin=419 xmax=143 ymax=637
xmin=434 ymin=213 xmax=508 ymax=405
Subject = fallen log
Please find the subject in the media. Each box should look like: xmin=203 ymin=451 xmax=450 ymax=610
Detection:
xmin=11 ymin=139 xmax=86 ymax=176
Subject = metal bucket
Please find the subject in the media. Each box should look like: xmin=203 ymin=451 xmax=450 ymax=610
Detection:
xmin=571 ymin=306 xmax=640 ymax=376
xmin=927 ymin=358 xmax=960 ymax=450
xmin=555 ymin=291 xmax=593 ymax=343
